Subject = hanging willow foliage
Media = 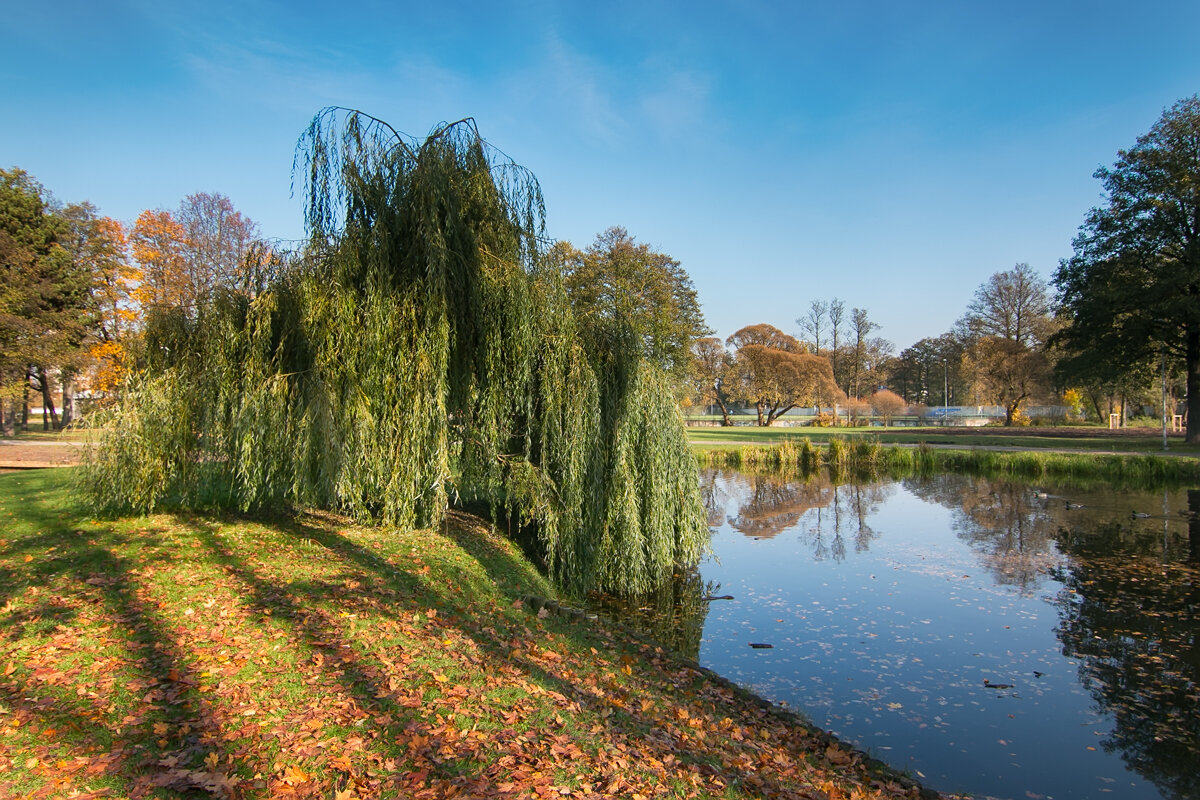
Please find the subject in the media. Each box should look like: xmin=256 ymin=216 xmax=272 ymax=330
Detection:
xmin=81 ymin=109 xmax=707 ymax=596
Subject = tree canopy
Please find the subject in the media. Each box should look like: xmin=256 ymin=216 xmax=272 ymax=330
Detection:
xmin=83 ymin=110 xmax=707 ymax=597
xmin=960 ymin=264 xmax=1056 ymax=424
xmin=1054 ymin=95 xmax=1200 ymax=442
xmin=0 ymin=168 xmax=93 ymax=431
xmin=725 ymin=324 xmax=841 ymax=426
xmin=556 ymin=227 xmax=710 ymax=386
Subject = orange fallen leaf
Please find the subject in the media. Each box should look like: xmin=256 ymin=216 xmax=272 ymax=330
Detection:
xmin=283 ymin=765 xmax=310 ymax=785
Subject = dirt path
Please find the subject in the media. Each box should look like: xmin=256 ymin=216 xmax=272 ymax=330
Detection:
xmin=0 ymin=439 xmax=85 ymax=469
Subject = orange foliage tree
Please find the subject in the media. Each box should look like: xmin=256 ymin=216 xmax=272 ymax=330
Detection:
xmin=726 ymin=324 xmax=842 ymax=426
xmin=869 ymin=388 xmax=906 ymax=426
xmin=129 ymin=209 xmax=188 ymax=312
xmin=59 ymin=203 xmax=138 ymax=405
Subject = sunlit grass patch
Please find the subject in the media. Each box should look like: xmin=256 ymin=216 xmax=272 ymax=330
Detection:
xmin=1 ymin=468 xmax=939 ymax=799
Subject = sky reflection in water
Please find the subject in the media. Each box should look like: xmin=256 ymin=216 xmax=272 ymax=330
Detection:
xmin=688 ymin=470 xmax=1200 ymax=800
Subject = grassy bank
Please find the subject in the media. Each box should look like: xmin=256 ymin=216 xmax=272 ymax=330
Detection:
xmin=696 ymin=439 xmax=1200 ymax=485
xmin=0 ymin=469 xmax=933 ymax=800
xmin=687 ymin=424 xmax=1200 ymax=456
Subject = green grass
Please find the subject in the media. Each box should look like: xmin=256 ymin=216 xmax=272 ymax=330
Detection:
xmin=696 ymin=439 xmax=1200 ymax=487
xmin=0 ymin=469 xmax=928 ymax=799
xmin=687 ymin=424 xmax=1200 ymax=456
xmin=1 ymin=425 xmax=89 ymax=443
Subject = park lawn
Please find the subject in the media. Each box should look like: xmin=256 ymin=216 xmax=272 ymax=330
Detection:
xmin=2 ymin=426 xmax=89 ymax=443
xmin=0 ymin=469 xmax=928 ymax=800
xmin=686 ymin=424 xmax=1200 ymax=456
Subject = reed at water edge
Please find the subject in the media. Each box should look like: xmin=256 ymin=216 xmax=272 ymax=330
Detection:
xmin=697 ymin=439 xmax=1200 ymax=484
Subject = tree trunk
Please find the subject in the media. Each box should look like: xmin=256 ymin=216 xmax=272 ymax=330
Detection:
xmin=713 ymin=392 xmax=733 ymax=426
xmin=1187 ymin=327 xmax=1200 ymax=444
xmin=61 ymin=369 xmax=75 ymax=428
xmin=755 ymin=403 xmax=766 ymax=427
xmin=21 ymin=370 xmax=31 ymax=432
xmin=1 ymin=399 xmax=13 ymax=437
xmin=37 ymin=367 xmax=60 ymax=431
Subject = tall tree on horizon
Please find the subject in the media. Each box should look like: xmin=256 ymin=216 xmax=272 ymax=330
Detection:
xmin=0 ymin=168 xmax=93 ymax=432
xmin=1055 ymin=95 xmax=1200 ymax=443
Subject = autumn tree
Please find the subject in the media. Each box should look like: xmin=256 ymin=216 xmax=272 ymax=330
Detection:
xmin=846 ymin=307 xmax=879 ymax=398
xmin=130 ymin=193 xmax=263 ymax=316
xmin=58 ymin=203 xmax=136 ymax=413
xmin=176 ymin=192 xmax=261 ymax=297
xmin=870 ymin=388 xmax=906 ymax=426
xmin=960 ymin=264 xmax=1056 ymax=425
xmin=726 ymin=324 xmax=841 ymax=426
xmin=1054 ymin=96 xmax=1200 ymax=443
xmin=964 ymin=336 xmax=1050 ymax=425
xmin=691 ymin=336 xmax=735 ymax=425
xmin=129 ymin=209 xmax=188 ymax=311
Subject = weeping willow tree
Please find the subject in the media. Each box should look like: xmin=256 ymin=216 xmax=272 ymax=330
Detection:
xmin=82 ymin=109 xmax=706 ymax=596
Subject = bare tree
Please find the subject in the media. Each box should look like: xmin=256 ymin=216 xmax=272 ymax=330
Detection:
xmin=964 ymin=263 xmax=1053 ymax=348
xmin=849 ymin=307 xmax=879 ymax=399
xmin=797 ymin=299 xmax=827 ymax=354
xmin=828 ymin=298 xmax=845 ymax=384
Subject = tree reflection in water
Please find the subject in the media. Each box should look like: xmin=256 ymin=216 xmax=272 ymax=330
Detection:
xmin=599 ymin=468 xmax=1200 ymax=799
xmin=904 ymin=474 xmax=1061 ymax=592
xmin=713 ymin=468 xmax=890 ymax=559
xmin=1048 ymin=494 xmax=1200 ymax=800
xmin=587 ymin=564 xmax=716 ymax=661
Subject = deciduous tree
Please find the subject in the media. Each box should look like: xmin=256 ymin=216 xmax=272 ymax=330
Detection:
xmin=964 ymin=336 xmax=1050 ymax=425
xmin=59 ymin=203 xmax=136 ymax=409
xmin=691 ymin=336 xmax=735 ymax=425
xmin=129 ymin=209 xmax=188 ymax=311
xmin=797 ymin=300 xmax=827 ymax=354
xmin=559 ymin=227 xmax=709 ymax=386
xmin=960 ymin=265 xmax=1056 ymax=424
xmin=870 ymin=388 xmax=906 ymax=426
xmin=726 ymin=324 xmax=841 ymax=426
xmin=965 ymin=263 xmax=1054 ymax=348
xmin=1054 ymin=95 xmax=1200 ymax=442
xmin=176 ymin=192 xmax=260 ymax=298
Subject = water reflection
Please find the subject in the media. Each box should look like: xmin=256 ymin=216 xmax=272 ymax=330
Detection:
xmin=713 ymin=469 xmax=890 ymax=559
xmin=905 ymin=475 xmax=1061 ymax=591
xmin=599 ymin=468 xmax=1200 ymax=800
xmin=587 ymin=565 xmax=715 ymax=661
xmin=1050 ymin=511 xmax=1200 ymax=800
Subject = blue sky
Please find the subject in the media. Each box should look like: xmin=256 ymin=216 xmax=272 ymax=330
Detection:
xmin=4 ymin=1 xmax=1198 ymax=350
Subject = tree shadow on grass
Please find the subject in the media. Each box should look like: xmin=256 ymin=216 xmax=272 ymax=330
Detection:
xmin=178 ymin=510 xmax=840 ymax=798
xmin=1 ymin=470 xmax=881 ymax=799
xmin=0 ymin=474 xmax=252 ymax=797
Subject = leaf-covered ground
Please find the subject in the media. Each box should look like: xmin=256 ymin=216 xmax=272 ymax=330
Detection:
xmin=0 ymin=469 xmax=945 ymax=799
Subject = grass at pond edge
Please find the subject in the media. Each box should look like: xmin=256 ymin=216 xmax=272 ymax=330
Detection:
xmin=693 ymin=438 xmax=1200 ymax=486
xmin=0 ymin=468 xmax=946 ymax=800
xmin=686 ymin=425 xmax=1200 ymax=456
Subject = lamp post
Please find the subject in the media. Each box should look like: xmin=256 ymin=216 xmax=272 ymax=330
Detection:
xmin=943 ymin=360 xmax=949 ymax=427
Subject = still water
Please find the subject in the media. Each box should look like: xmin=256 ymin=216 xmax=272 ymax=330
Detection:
xmin=603 ymin=470 xmax=1200 ymax=800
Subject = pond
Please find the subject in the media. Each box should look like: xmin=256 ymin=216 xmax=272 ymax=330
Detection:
xmin=596 ymin=469 xmax=1200 ymax=800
